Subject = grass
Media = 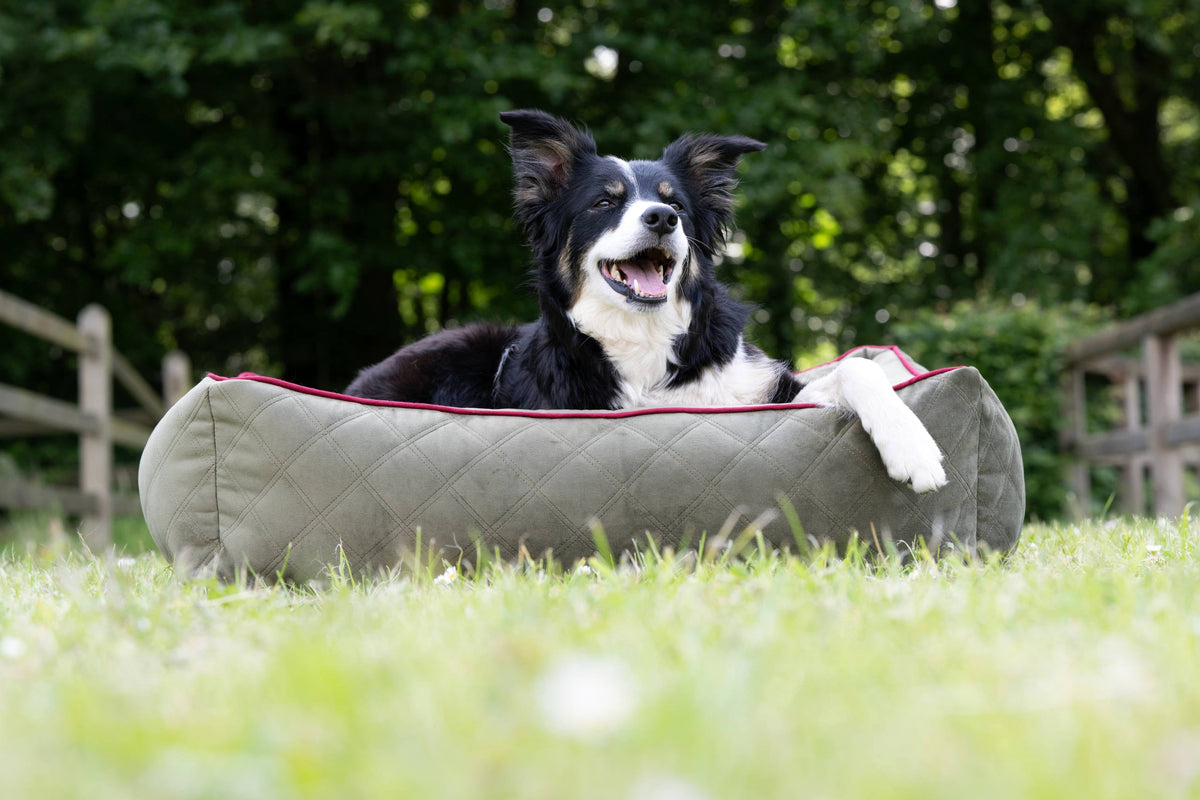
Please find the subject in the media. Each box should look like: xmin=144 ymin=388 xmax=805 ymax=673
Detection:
xmin=2 ymin=514 xmax=1199 ymax=799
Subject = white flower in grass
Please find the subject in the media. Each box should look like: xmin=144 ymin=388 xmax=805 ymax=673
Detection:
xmin=1097 ymin=636 xmax=1152 ymax=701
xmin=1158 ymin=730 xmax=1200 ymax=792
xmin=1 ymin=636 xmax=27 ymax=659
xmin=116 ymin=556 xmax=137 ymax=570
xmin=629 ymin=774 xmax=714 ymax=800
xmin=434 ymin=565 xmax=457 ymax=585
xmin=536 ymin=654 xmax=638 ymax=739
xmin=1146 ymin=543 xmax=1163 ymax=555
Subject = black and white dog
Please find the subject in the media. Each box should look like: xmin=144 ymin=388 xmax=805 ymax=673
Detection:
xmin=347 ymin=110 xmax=947 ymax=492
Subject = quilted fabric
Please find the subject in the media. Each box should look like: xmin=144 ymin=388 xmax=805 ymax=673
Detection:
xmin=139 ymin=347 xmax=1024 ymax=582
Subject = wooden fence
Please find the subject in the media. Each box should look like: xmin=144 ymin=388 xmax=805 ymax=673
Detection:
xmin=0 ymin=289 xmax=189 ymax=547
xmin=1061 ymin=292 xmax=1200 ymax=517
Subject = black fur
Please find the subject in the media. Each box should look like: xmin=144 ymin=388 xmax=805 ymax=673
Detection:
xmin=345 ymin=110 xmax=802 ymax=409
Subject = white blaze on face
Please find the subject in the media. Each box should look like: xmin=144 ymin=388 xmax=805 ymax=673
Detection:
xmin=607 ymin=155 xmax=637 ymax=184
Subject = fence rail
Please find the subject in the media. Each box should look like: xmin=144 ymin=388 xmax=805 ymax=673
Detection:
xmin=0 ymin=289 xmax=189 ymax=546
xmin=1061 ymin=292 xmax=1200 ymax=517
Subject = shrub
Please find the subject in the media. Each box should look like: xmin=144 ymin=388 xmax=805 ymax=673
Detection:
xmin=892 ymin=297 xmax=1111 ymax=520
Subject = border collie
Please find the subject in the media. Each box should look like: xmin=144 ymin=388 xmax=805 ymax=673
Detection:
xmin=346 ymin=110 xmax=947 ymax=492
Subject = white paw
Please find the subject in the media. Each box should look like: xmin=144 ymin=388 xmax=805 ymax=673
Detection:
xmin=870 ymin=418 xmax=948 ymax=494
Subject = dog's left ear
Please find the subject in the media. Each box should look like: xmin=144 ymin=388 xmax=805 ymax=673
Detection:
xmin=663 ymin=134 xmax=766 ymax=239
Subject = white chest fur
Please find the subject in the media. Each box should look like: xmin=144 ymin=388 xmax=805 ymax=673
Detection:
xmin=624 ymin=340 xmax=782 ymax=408
xmin=567 ymin=287 xmax=779 ymax=408
xmin=568 ymin=290 xmax=691 ymax=404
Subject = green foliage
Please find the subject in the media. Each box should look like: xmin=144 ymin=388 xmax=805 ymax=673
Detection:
xmin=2 ymin=0 xmax=1200 ymax=518
xmin=1132 ymin=202 xmax=1200 ymax=311
xmin=893 ymin=296 xmax=1111 ymax=520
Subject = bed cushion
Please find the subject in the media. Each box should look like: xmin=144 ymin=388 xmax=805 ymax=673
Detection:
xmin=138 ymin=346 xmax=1024 ymax=581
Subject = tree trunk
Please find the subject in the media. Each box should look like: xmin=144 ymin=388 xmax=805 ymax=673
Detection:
xmin=1046 ymin=8 xmax=1176 ymax=267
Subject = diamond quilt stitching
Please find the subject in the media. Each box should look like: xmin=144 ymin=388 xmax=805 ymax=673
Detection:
xmin=483 ymin=423 xmax=630 ymax=547
xmin=257 ymin=398 xmax=416 ymax=573
xmin=680 ymin=415 xmax=823 ymax=530
xmin=217 ymin=394 xmax=372 ymax=566
xmin=354 ymin=413 xmax=614 ymax=558
xmin=152 ymin=384 xmax=220 ymax=549
xmin=583 ymin=417 xmax=720 ymax=534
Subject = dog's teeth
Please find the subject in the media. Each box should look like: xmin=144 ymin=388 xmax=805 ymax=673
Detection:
xmin=633 ymin=278 xmax=640 ymax=295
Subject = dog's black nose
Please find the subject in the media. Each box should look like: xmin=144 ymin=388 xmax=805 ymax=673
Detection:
xmin=641 ymin=205 xmax=678 ymax=236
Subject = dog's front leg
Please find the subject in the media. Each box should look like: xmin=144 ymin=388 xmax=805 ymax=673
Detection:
xmin=794 ymin=359 xmax=947 ymax=493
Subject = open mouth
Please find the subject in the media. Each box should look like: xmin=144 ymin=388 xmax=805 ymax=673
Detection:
xmin=599 ymin=247 xmax=675 ymax=305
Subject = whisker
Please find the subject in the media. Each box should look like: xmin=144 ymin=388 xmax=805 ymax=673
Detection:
xmin=686 ymin=235 xmax=719 ymax=258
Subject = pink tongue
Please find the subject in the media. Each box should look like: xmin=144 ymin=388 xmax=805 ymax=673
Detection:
xmin=619 ymin=261 xmax=667 ymax=295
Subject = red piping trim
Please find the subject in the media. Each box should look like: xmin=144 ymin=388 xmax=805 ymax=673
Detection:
xmin=207 ymin=347 xmax=965 ymax=419
xmin=893 ymin=366 xmax=963 ymax=391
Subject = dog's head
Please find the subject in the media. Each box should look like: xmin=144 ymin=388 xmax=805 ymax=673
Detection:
xmin=499 ymin=110 xmax=764 ymax=321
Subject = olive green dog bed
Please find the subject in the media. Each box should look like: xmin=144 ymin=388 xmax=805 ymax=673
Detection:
xmin=138 ymin=347 xmax=1024 ymax=581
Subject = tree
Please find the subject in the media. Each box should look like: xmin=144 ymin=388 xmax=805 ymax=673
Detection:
xmin=3 ymin=0 xmax=1200 ymax=517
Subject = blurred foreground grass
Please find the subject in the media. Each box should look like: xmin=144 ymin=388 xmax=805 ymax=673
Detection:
xmin=1 ymin=514 xmax=1198 ymax=799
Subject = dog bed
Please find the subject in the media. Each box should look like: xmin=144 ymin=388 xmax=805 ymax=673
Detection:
xmin=138 ymin=347 xmax=1024 ymax=582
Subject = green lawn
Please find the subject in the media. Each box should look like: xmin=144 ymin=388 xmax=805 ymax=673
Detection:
xmin=1 ymin=515 xmax=1198 ymax=799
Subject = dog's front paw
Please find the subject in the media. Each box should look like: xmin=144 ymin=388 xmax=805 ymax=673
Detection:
xmin=901 ymin=454 xmax=947 ymax=494
xmin=871 ymin=421 xmax=948 ymax=494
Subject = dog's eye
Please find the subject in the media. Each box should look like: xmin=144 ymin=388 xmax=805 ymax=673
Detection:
xmin=667 ymin=201 xmax=683 ymax=212
xmin=593 ymin=198 xmax=616 ymax=209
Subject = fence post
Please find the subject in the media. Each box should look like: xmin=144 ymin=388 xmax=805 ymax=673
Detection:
xmin=1145 ymin=334 xmax=1184 ymax=516
xmin=1120 ymin=369 xmax=1146 ymax=515
xmin=162 ymin=350 xmax=192 ymax=408
xmin=78 ymin=304 xmax=113 ymax=548
xmin=1063 ymin=367 xmax=1090 ymax=517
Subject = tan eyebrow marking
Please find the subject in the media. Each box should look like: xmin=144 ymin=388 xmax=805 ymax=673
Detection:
xmin=604 ymin=180 xmax=627 ymax=196
xmin=657 ymin=181 xmax=676 ymax=199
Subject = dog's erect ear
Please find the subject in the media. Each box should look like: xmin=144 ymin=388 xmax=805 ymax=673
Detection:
xmin=662 ymin=134 xmax=766 ymax=237
xmin=500 ymin=110 xmax=597 ymax=210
